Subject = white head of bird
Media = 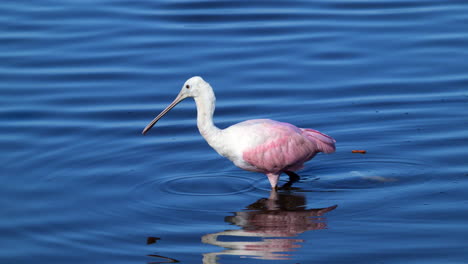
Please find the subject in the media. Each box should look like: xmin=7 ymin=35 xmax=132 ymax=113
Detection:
xmin=142 ymin=76 xmax=336 ymax=190
xmin=175 ymin=76 xmax=211 ymax=100
xmin=142 ymin=76 xmax=216 ymax=136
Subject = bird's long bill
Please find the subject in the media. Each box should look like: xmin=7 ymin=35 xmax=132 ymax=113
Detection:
xmin=142 ymin=94 xmax=185 ymax=135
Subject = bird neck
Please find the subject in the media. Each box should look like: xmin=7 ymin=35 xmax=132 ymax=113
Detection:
xmin=194 ymin=89 xmax=222 ymax=148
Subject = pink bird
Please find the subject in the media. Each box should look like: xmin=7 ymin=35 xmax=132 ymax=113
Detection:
xmin=142 ymin=76 xmax=336 ymax=189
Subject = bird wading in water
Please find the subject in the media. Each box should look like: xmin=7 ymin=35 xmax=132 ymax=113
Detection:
xmin=142 ymin=76 xmax=336 ymax=189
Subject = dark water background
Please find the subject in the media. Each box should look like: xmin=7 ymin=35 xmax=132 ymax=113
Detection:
xmin=1 ymin=1 xmax=467 ymax=263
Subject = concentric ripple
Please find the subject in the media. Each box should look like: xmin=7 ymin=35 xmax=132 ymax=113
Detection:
xmin=129 ymin=171 xmax=260 ymax=215
xmin=162 ymin=174 xmax=255 ymax=196
xmin=287 ymin=155 xmax=430 ymax=192
xmin=307 ymin=155 xmax=432 ymax=191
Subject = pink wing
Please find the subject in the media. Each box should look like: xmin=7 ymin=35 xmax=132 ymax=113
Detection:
xmin=242 ymin=121 xmax=336 ymax=174
xmin=300 ymin=128 xmax=336 ymax=154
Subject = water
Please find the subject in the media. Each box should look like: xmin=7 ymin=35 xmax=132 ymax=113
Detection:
xmin=1 ymin=0 xmax=467 ymax=263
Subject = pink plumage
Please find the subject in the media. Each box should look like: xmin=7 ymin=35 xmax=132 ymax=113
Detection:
xmin=300 ymin=128 xmax=336 ymax=154
xmin=242 ymin=120 xmax=335 ymax=176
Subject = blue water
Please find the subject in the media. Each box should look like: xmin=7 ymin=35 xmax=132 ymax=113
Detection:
xmin=1 ymin=1 xmax=467 ymax=263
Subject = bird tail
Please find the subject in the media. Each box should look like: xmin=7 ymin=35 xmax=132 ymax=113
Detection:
xmin=301 ymin=128 xmax=336 ymax=154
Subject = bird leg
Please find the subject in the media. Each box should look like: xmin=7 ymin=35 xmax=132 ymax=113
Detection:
xmin=279 ymin=171 xmax=301 ymax=189
xmin=266 ymin=173 xmax=280 ymax=190
xmin=284 ymin=170 xmax=300 ymax=181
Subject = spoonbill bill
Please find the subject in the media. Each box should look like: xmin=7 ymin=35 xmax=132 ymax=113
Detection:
xmin=142 ymin=76 xmax=336 ymax=189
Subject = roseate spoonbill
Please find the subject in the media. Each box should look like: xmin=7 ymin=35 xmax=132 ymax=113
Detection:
xmin=142 ymin=76 xmax=336 ymax=189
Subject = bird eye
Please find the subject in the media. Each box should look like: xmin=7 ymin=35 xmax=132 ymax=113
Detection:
xmin=185 ymin=84 xmax=190 ymax=89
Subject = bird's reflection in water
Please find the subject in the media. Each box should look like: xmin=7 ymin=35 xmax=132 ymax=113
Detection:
xmin=202 ymin=190 xmax=337 ymax=263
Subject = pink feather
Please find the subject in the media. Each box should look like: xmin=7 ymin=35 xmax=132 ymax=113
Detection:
xmin=242 ymin=121 xmax=336 ymax=174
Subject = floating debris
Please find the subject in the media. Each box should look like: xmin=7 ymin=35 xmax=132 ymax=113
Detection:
xmin=147 ymin=237 xmax=160 ymax=245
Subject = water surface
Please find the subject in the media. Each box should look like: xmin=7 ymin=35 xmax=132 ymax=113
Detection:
xmin=1 ymin=0 xmax=467 ymax=263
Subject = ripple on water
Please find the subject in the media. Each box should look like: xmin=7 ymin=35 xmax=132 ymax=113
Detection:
xmin=129 ymin=154 xmax=433 ymax=216
xmin=129 ymin=171 xmax=260 ymax=215
xmin=163 ymin=175 xmax=255 ymax=196
xmin=308 ymin=155 xmax=432 ymax=191
xmin=284 ymin=154 xmax=437 ymax=217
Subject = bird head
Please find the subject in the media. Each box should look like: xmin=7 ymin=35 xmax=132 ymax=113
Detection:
xmin=179 ymin=76 xmax=209 ymax=98
xmin=142 ymin=76 xmax=210 ymax=135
